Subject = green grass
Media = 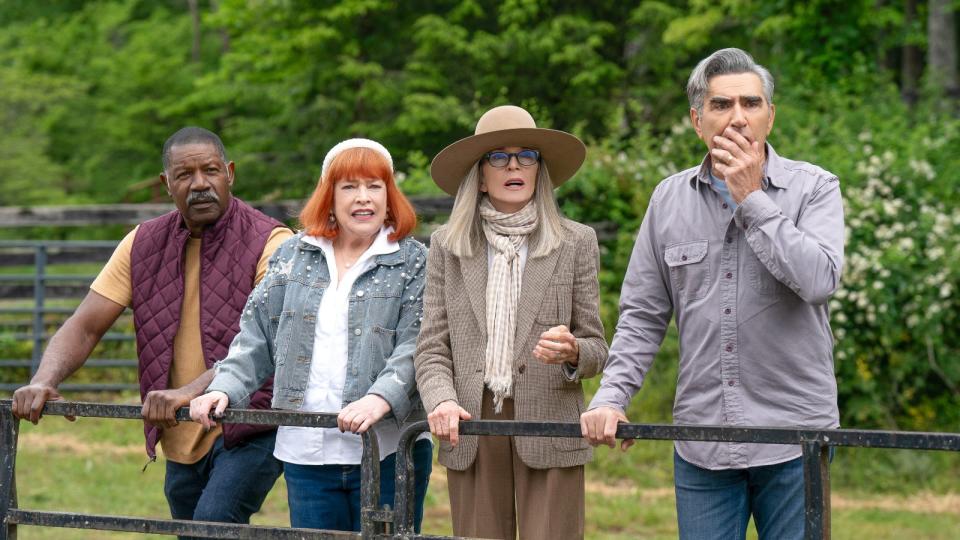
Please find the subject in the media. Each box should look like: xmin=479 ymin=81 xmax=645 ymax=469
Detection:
xmin=11 ymin=412 xmax=292 ymax=540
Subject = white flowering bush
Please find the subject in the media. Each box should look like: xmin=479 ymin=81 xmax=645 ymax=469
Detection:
xmin=828 ymin=127 xmax=960 ymax=429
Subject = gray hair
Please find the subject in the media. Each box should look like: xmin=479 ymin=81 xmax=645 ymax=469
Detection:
xmin=162 ymin=126 xmax=228 ymax=172
xmin=687 ymin=48 xmax=774 ymax=114
xmin=442 ymin=161 xmax=566 ymax=259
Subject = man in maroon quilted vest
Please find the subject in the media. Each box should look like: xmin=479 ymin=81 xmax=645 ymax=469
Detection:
xmin=12 ymin=127 xmax=292 ymax=532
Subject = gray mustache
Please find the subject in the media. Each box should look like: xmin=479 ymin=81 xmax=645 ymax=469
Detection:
xmin=187 ymin=191 xmax=220 ymax=205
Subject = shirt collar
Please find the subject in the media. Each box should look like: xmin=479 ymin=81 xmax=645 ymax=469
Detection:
xmin=691 ymin=142 xmax=788 ymax=191
xmin=303 ymin=226 xmax=400 ymax=264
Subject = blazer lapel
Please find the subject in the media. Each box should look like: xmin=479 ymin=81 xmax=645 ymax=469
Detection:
xmin=459 ymin=239 xmax=488 ymax=339
xmin=512 ymin=245 xmax=562 ymax=365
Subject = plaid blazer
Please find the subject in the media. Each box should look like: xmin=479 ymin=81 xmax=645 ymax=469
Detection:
xmin=415 ymin=219 xmax=608 ymax=470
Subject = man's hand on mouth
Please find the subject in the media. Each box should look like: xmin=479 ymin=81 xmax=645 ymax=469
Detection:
xmin=710 ymin=127 xmax=764 ymax=203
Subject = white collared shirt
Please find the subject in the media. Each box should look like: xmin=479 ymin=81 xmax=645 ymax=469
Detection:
xmin=273 ymin=227 xmax=409 ymax=465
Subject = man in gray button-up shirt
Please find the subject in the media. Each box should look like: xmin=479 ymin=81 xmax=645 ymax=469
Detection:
xmin=581 ymin=48 xmax=844 ymax=540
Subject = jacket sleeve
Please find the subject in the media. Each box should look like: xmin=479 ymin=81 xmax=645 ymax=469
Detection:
xmin=589 ymin=185 xmax=674 ymax=413
xmin=736 ymin=177 xmax=844 ymax=305
xmin=367 ymin=241 xmax=427 ymax=426
xmin=414 ymin=232 xmax=459 ymax=414
xmin=565 ymin=225 xmax=608 ymax=381
xmin=207 ymin=251 xmax=282 ymax=408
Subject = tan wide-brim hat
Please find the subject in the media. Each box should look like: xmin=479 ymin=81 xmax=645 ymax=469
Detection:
xmin=430 ymin=105 xmax=586 ymax=196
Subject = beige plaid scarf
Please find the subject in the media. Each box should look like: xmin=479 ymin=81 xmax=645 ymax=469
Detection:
xmin=479 ymin=196 xmax=538 ymax=413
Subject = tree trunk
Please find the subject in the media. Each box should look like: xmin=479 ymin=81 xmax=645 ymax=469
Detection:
xmin=901 ymin=0 xmax=920 ymax=106
xmin=927 ymin=0 xmax=959 ymax=103
xmin=188 ymin=0 xmax=201 ymax=63
xmin=619 ymin=34 xmax=643 ymax=139
xmin=210 ymin=0 xmax=230 ymax=53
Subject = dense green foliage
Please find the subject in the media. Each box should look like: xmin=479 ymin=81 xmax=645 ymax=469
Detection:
xmin=1 ymin=0 xmax=958 ymax=431
xmin=2 ymin=0 xmax=946 ymax=201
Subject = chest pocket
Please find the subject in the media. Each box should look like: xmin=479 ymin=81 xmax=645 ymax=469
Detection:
xmin=536 ymin=272 xmax=574 ymax=326
xmin=664 ymin=240 xmax=711 ymax=302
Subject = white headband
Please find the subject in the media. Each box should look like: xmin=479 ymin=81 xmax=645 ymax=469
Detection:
xmin=321 ymin=138 xmax=393 ymax=181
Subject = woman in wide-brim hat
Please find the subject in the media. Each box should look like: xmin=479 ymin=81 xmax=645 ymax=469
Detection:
xmin=414 ymin=105 xmax=608 ymax=540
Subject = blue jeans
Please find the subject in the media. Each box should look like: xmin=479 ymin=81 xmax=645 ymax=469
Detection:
xmin=673 ymin=450 xmax=807 ymax=540
xmin=284 ymin=439 xmax=433 ymax=532
xmin=164 ymin=430 xmax=283 ymax=540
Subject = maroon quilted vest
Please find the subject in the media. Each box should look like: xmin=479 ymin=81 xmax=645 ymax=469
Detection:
xmin=131 ymin=197 xmax=285 ymax=458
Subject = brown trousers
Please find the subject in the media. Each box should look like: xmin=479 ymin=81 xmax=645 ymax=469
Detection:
xmin=446 ymin=390 xmax=585 ymax=540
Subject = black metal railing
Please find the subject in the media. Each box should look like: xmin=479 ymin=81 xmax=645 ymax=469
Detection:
xmin=393 ymin=420 xmax=960 ymax=540
xmin=0 ymin=400 xmax=401 ymax=540
xmin=2 ymin=400 xmax=959 ymax=540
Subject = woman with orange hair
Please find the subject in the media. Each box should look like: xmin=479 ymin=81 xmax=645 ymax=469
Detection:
xmin=190 ymin=139 xmax=431 ymax=532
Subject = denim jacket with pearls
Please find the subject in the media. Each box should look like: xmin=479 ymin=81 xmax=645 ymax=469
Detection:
xmin=208 ymin=231 xmax=428 ymax=427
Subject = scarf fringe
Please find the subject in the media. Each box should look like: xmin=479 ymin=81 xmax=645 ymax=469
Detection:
xmin=483 ymin=376 xmax=513 ymax=414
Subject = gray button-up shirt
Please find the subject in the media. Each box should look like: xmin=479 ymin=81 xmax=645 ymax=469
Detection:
xmin=590 ymin=144 xmax=844 ymax=470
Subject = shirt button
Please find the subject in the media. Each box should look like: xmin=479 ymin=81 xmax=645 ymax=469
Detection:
xmin=728 ymin=380 xmax=736 ymax=386
xmin=356 ymin=290 xmax=365 ymax=297
xmin=725 ymin=345 xmax=733 ymax=352
xmin=725 ymin=272 xmax=733 ymax=279
xmin=354 ymin=328 xmax=362 ymax=336
xmin=724 ymin=308 xmax=731 ymax=315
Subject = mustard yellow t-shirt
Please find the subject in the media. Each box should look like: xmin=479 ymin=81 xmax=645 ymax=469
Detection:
xmin=91 ymin=225 xmax=292 ymax=464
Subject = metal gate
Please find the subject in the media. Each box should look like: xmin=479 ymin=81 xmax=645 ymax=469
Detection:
xmin=2 ymin=400 xmax=959 ymax=539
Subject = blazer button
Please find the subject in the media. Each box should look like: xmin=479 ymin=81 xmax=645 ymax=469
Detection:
xmin=518 ymin=364 xmax=526 ymax=374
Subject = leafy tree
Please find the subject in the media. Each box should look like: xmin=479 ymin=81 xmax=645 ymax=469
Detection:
xmin=0 ymin=66 xmax=78 ymax=204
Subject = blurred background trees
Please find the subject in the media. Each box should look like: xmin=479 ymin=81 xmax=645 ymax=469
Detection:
xmin=3 ymin=0 xmax=957 ymax=201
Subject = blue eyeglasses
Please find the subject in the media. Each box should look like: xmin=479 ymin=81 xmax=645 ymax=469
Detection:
xmin=483 ymin=149 xmax=540 ymax=168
